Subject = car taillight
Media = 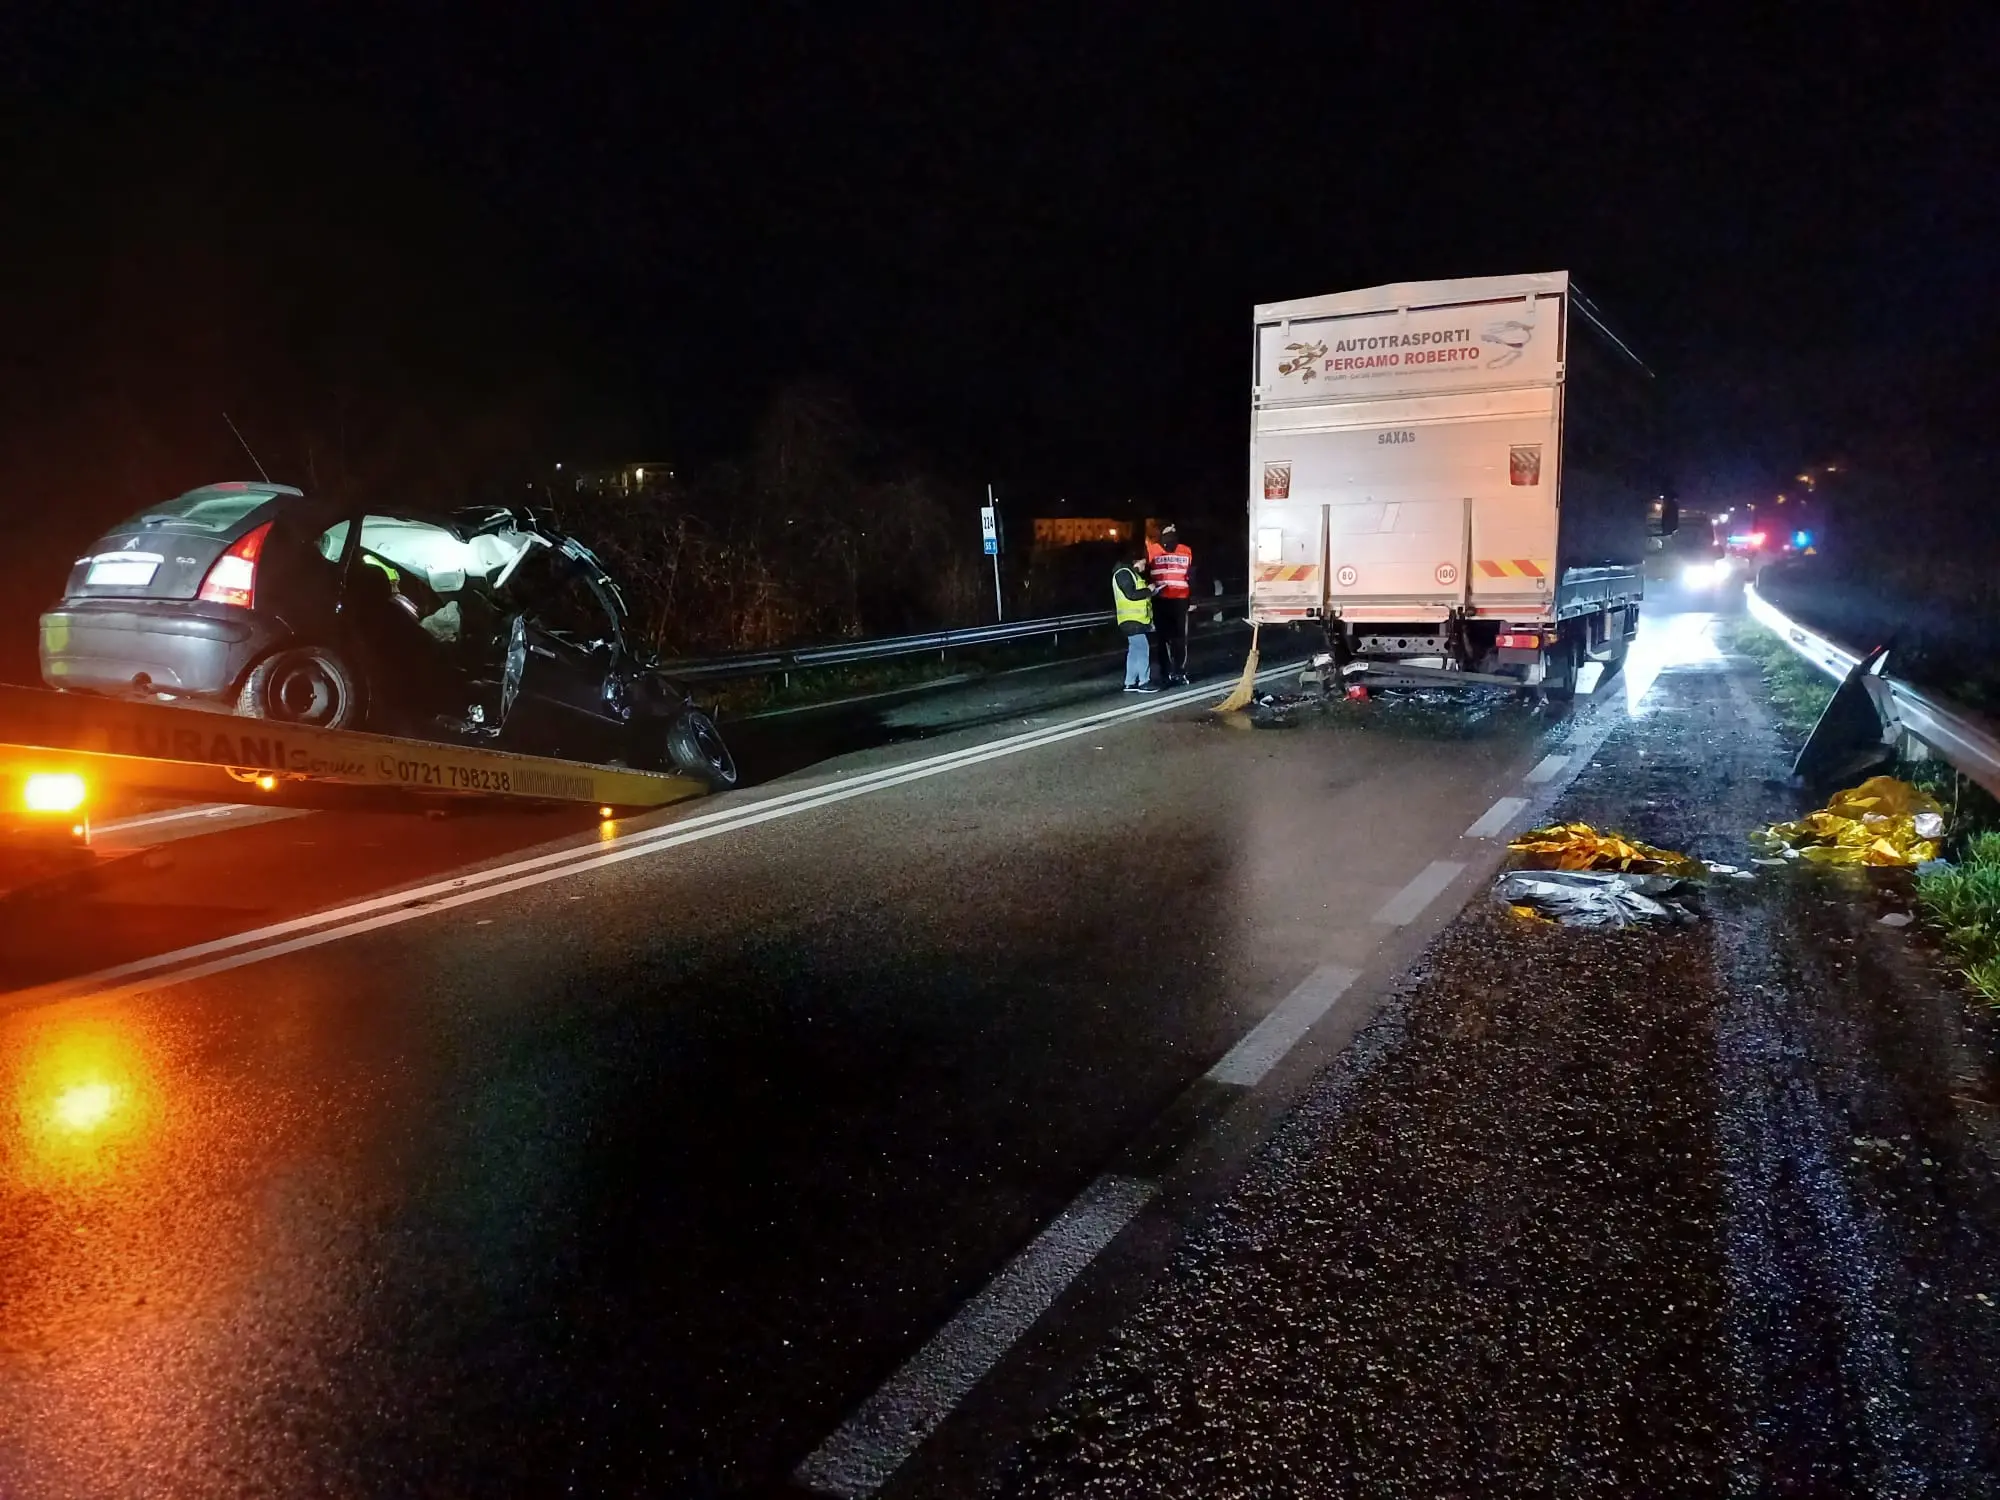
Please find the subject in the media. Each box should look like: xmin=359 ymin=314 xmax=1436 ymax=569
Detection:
xmin=1497 ymin=632 xmax=1544 ymax=650
xmin=197 ymin=521 xmax=273 ymax=609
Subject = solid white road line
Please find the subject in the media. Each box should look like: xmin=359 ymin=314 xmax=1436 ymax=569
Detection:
xmin=90 ymin=802 xmax=309 ymax=850
xmin=11 ymin=666 xmax=1294 ymax=1007
xmin=1373 ymin=859 xmax=1466 ymax=926
xmin=1206 ymin=964 xmax=1360 ymax=1088
xmin=1525 ymin=752 xmax=1570 ymax=784
xmin=91 ymin=803 xmax=245 ymax=834
xmin=1463 ymin=795 xmax=1529 ymax=839
xmin=794 ymin=1174 xmax=1156 ymax=1499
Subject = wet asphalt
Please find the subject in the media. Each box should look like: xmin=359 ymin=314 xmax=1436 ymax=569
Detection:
xmin=0 ymin=621 xmax=1561 ymax=1496
xmin=9 ymin=600 xmax=1991 ymax=1497
xmin=997 ymin=615 xmax=2000 ymax=1498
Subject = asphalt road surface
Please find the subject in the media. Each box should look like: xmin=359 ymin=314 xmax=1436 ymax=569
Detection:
xmin=0 ymin=610 xmax=1717 ymax=1497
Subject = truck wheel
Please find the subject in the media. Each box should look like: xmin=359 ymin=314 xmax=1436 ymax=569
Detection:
xmin=237 ymin=646 xmax=363 ymax=729
xmin=1542 ymin=630 xmax=1580 ymax=702
xmin=665 ymin=708 xmax=739 ymax=790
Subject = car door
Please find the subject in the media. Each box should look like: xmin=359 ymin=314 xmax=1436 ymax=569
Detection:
xmin=493 ymin=540 xmax=634 ymax=762
xmin=332 ymin=511 xmax=496 ymax=733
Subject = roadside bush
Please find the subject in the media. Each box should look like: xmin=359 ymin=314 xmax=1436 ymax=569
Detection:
xmin=556 ymin=388 xmax=989 ymax=659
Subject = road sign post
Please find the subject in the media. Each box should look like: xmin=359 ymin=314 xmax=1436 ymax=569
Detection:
xmin=982 ymin=487 xmax=1003 ymax=621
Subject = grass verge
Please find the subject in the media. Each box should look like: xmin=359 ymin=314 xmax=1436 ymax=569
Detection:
xmin=1725 ymin=615 xmax=2000 ymax=1008
xmin=1918 ymin=831 xmax=2000 ymax=1010
xmin=1719 ymin=617 xmax=1836 ymax=738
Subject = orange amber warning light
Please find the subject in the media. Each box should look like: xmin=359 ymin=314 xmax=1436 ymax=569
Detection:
xmin=22 ymin=772 xmax=87 ymax=814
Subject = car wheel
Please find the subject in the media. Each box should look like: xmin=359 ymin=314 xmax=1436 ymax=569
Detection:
xmin=664 ymin=708 xmax=738 ymax=790
xmin=237 ymin=646 xmax=364 ymax=729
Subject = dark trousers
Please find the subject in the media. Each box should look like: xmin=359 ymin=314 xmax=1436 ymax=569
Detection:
xmin=1154 ymin=597 xmax=1190 ymax=681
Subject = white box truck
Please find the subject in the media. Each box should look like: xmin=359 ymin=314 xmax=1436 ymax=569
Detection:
xmin=1247 ymin=271 xmax=1663 ymax=695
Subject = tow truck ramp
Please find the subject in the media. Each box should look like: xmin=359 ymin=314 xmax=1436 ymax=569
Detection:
xmin=0 ymin=684 xmax=709 ymax=817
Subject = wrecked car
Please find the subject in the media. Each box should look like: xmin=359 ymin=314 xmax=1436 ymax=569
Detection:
xmin=39 ymin=481 xmax=738 ymax=787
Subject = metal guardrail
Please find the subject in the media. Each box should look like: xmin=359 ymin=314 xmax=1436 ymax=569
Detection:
xmin=662 ymin=595 xmax=1247 ymax=683
xmin=1744 ymin=581 xmax=2000 ymax=801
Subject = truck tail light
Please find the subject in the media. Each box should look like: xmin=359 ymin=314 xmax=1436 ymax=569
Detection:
xmin=1497 ymin=632 xmax=1545 ymax=650
xmin=197 ymin=522 xmax=273 ymax=609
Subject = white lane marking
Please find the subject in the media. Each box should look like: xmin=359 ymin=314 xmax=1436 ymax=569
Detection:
xmin=11 ymin=666 xmax=1295 ymax=1007
xmin=1525 ymin=752 xmax=1570 ymax=784
xmin=1463 ymin=796 xmax=1528 ymax=839
xmin=91 ymin=803 xmax=309 ymax=850
xmin=1206 ymin=964 xmax=1359 ymax=1088
xmin=92 ymin=803 xmax=244 ymax=834
xmin=795 ymin=1175 xmax=1156 ymax=1499
xmin=1373 ymin=859 xmax=1466 ymax=926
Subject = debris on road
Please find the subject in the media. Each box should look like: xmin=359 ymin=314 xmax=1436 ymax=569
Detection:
xmin=1509 ymin=821 xmax=1705 ymax=877
xmin=1750 ymin=775 xmax=1946 ymax=866
xmin=1495 ymin=868 xmax=1701 ymax=927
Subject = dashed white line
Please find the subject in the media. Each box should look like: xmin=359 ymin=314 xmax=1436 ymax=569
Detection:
xmin=1206 ymin=964 xmax=1360 ymax=1088
xmin=795 ymin=1174 xmax=1156 ymax=1498
xmin=1373 ymin=859 xmax=1466 ymax=926
xmin=1525 ymin=752 xmax=1570 ymax=784
xmin=1463 ymin=795 xmax=1528 ymax=839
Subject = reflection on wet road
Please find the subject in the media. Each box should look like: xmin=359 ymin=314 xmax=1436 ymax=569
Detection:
xmin=1623 ymin=605 xmax=1719 ymax=712
xmin=17 ymin=604 xmax=1974 ymax=1497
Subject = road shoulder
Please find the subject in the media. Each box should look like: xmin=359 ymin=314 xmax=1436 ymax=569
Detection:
xmin=988 ymin=629 xmax=2000 ymax=1497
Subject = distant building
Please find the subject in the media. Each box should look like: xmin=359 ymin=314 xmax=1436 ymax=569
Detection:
xmin=564 ymin=462 xmax=675 ymax=497
xmin=1033 ymin=517 xmax=1137 ymax=547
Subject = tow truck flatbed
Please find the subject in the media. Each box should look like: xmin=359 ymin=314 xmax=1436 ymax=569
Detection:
xmin=0 ymin=683 xmax=709 ymax=818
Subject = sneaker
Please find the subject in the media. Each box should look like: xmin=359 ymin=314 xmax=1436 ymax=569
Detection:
xmin=1123 ymin=684 xmax=1141 ymax=692
xmin=1135 ymin=682 xmax=1162 ymax=693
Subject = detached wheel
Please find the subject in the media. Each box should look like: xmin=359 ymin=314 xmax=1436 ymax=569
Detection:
xmin=237 ymin=645 xmax=363 ymax=729
xmin=665 ymin=707 xmax=738 ymax=790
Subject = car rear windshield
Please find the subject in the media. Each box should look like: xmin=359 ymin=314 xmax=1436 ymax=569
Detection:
xmin=126 ymin=489 xmax=276 ymax=534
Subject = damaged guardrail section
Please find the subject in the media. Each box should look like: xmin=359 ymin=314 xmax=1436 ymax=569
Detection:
xmin=1744 ymin=581 xmax=2000 ymax=802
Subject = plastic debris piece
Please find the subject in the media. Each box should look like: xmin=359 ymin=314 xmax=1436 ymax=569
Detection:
xmin=1749 ymin=775 xmax=1945 ymax=868
xmin=1508 ymin=821 xmax=1705 ymax=877
xmin=1494 ymin=869 xmax=1701 ymax=927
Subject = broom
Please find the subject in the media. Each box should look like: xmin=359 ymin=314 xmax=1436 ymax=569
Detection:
xmin=1211 ymin=623 xmax=1261 ymax=713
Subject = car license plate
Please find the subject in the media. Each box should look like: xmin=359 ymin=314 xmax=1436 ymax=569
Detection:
xmin=87 ymin=555 xmax=160 ymax=586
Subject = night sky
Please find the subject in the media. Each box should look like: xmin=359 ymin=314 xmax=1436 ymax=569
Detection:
xmin=1 ymin=4 xmax=1993 ymax=524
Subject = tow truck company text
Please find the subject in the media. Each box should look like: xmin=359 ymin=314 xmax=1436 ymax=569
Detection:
xmin=1320 ymin=328 xmax=1480 ymax=375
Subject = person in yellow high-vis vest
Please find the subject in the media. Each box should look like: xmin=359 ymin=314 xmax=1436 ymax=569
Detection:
xmin=1113 ymin=556 xmax=1162 ymax=692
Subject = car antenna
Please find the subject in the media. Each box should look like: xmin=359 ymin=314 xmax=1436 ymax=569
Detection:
xmin=222 ymin=411 xmax=272 ymax=482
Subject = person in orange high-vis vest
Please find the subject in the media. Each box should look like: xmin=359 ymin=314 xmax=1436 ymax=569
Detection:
xmin=1146 ymin=523 xmax=1194 ymax=685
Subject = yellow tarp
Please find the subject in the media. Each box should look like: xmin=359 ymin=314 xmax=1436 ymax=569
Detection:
xmin=1749 ymin=775 xmax=1944 ymax=867
xmin=1508 ymin=822 xmax=1704 ymax=877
